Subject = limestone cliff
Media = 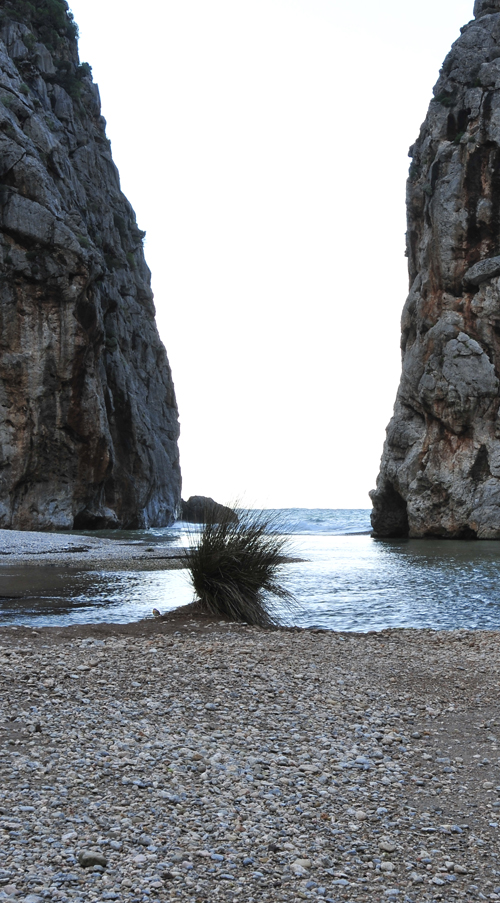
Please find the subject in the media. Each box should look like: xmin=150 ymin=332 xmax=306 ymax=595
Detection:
xmin=370 ymin=0 xmax=500 ymax=539
xmin=0 ymin=0 xmax=181 ymax=530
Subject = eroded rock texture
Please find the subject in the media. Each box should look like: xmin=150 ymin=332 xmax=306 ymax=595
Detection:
xmin=0 ymin=1 xmax=181 ymax=530
xmin=370 ymin=0 xmax=500 ymax=539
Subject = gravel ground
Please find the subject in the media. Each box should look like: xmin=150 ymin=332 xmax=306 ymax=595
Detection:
xmin=1 ymin=616 xmax=500 ymax=903
xmin=0 ymin=531 xmax=186 ymax=570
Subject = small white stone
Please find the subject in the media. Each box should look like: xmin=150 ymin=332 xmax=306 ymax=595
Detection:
xmin=61 ymin=831 xmax=77 ymax=843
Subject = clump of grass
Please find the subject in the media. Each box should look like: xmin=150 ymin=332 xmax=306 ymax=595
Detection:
xmin=185 ymin=505 xmax=298 ymax=627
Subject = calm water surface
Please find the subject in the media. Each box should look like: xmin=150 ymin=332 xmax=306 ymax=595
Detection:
xmin=2 ymin=509 xmax=500 ymax=631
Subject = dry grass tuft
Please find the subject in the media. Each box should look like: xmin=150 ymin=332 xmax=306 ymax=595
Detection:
xmin=185 ymin=505 xmax=298 ymax=627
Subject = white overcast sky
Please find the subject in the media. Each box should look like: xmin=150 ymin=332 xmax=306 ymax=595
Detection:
xmin=69 ymin=0 xmax=473 ymax=509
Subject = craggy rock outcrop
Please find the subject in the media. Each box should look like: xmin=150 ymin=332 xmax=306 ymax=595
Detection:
xmin=371 ymin=0 xmax=500 ymax=539
xmin=0 ymin=1 xmax=181 ymax=530
xmin=181 ymin=496 xmax=239 ymax=524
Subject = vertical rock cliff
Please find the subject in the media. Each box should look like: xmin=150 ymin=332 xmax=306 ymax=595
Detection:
xmin=0 ymin=0 xmax=181 ymax=530
xmin=371 ymin=0 xmax=500 ymax=539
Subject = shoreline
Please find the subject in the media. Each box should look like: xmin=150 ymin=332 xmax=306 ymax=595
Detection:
xmin=0 ymin=601 xmax=498 ymax=640
xmin=0 ymin=528 xmax=188 ymax=570
xmin=0 ymin=621 xmax=498 ymax=902
xmin=0 ymin=529 xmax=305 ymax=572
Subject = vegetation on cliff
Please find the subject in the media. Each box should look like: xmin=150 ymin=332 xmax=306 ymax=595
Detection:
xmin=0 ymin=0 xmax=78 ymax=51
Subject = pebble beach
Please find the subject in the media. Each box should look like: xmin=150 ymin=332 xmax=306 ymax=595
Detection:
xmin=1 ymin=611 xmax=500 ymax=903
xmin=0 ymin=530 xmax=186 ymax=571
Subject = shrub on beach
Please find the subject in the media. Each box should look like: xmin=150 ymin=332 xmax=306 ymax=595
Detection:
xmin=185 ymin=505 xmax=298 ymax=627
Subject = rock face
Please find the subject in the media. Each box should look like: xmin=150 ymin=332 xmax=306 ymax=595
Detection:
xmin=181 ymin=496 xmax=239 ymax=524
xmin=371 ymin=0 xmax=500 ymax=539
xmin=0 ymin=1 xmax=181 ymax=530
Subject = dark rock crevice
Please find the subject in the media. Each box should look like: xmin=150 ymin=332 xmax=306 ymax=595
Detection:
xmin=470 ymin=444 xmax=491 ymax=481
xmin=370 ymin=481 xmax=409 ymax=539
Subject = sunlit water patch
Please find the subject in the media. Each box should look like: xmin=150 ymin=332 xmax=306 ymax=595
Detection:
xmin=0 ymin=567 xmax=193 ymax=627
xmin=2 ymin=509 xmax=500 ymax=631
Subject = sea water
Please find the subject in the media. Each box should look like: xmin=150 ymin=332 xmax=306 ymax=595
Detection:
xmin=2 ymin=509 xmax=500 ymax=631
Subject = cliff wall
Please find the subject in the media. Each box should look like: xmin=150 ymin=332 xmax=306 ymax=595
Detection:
xmin=371 ymin=0 xmax=500 ymax=539
xmin=0 ymin=0 xmax=181 ymax=530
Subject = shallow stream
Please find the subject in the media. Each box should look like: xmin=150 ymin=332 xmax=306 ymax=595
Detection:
xmin=2 ymin=509 xmax=500 ymax=631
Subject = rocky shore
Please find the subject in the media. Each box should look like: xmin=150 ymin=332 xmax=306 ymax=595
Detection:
xmin=0 ymin=531 xmax=186 ymax=571
xmin=0 ymin=615 xmax=499 ymax=903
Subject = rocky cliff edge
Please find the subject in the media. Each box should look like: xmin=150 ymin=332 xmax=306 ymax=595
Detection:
xmin=370 ymin=0 xmax=500 ymax=539
xmin=0 ymin=0 xmax=181 ymax=530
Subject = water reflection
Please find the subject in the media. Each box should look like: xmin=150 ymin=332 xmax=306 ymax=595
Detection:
xmin=2 ymin=533 xmax=500 ymax=631
xmin=286 ymin=535 xmax=500 ymax=632
xmin=0 ymin=567 xmax=193 ymax=626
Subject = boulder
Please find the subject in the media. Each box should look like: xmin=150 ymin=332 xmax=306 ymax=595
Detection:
xmin=181 ymin=496 xmax=238 ymax=524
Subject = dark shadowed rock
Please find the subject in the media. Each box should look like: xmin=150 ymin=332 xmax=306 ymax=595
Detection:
xmin=474 ymin=0 xmax=500 ymax=18
xmin=0 ymin=1 xmax=181 ymax=530
xmin=371 ymin=2 xmax=500 ymax=538
xmin=181 ymin=497 xmax=239 ymax=524
xmin=77 ymin=849 xmax=107 ymax=869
